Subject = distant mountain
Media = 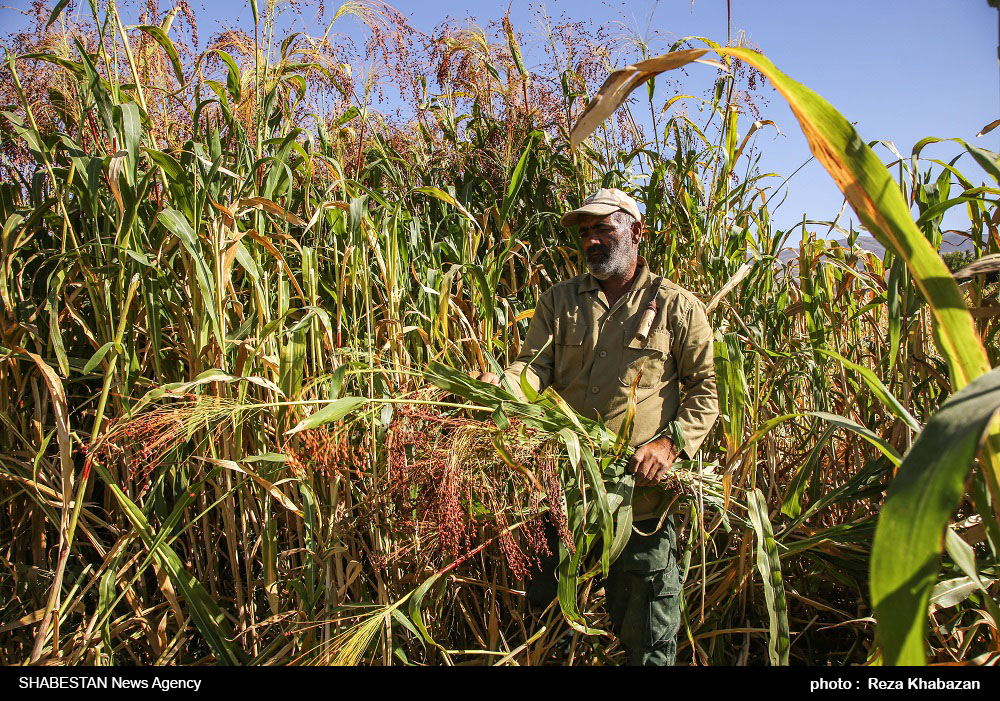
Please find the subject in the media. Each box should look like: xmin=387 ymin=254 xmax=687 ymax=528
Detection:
xmin=848 ymin=233 xmax=975 ymax=260
xmin=775 ymin=232 xmax=976 ymax=263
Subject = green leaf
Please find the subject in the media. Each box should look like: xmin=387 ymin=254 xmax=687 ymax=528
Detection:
xmin=117 ymin=102 xmax=142 ymax=174
xmin=412 ymin=187 xmax=480 ymax=230
xmin=82 ymin=341 xmax=114 ymax=374
xmin=389 ymin=608 xmax=425 ymax=652
xmin=156 ymin=208 xmax=223 ymax=351
xmin=809 ymin=411 xmax=901 ymax=466
xmin=1 ymin=110 xmax=45 ymax=155
xmin=279 ymin=327 xmax=306 ymax=402
xmin=499 ymin=131 xmax=541 ymax=226
xmin=286 ymin=397 xmax=367 ymax=435
xmin=335 ymin=106 xmax=359 ymax=126
xmin=91 ymin=461 xmax=248 ymax=664
xmin=132 ymin=25 xmax=184 ymax=84
xmin=817 ymin=348 xmax=921 ymax=432
xmin=579 ymin=444 xmax=614 ymax=575
xmin=18 ymin=53 xmax=87 ymax=78
xmin=556 ymin=530 xmax=604 ymax=636
xmin=143 ymin=147 xmax=183 ymax=181
xmin=871 ymin=366 xmax=1000 ymax=665
xmin=408 ymin=571 xmax=445 ymax=649
xmin=944 ymin=529 xmax=1000 ymax=624
xmin=929 ymin=576 xmax=997 ymax=611
xmin=747 ymin=488 xmax=789 ymax=666
xmin=425 ymin=360 xmax=516 ymax=406
xmin=46 ymin=0 xmax=72 ymax=28
xmin=46 ymin=268 xmax=68 ymax=377
xmin=606 ymin=475 xmax=635 ymax=564
xmin=558 ymin=427 xmax=581 ymax=469
xmin=781 ymin=424 xmax=834 ymax=519
xmin=491 ymin=404 xmax=509 ymax=431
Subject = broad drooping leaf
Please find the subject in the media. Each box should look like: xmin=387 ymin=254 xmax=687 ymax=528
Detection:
xmin=871 ymin=367 xmax=1000 ymax=664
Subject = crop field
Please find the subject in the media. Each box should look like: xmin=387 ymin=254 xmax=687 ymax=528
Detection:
xmin=1 ymin=0 xmax=998 ymax=666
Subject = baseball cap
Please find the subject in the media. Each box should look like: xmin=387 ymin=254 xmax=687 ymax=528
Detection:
xmin=560 ymin=188 xmax=642 ymax=228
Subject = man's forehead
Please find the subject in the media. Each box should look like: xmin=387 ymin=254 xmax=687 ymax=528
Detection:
xmin=576 ymin=213 xmax=618 ymax=228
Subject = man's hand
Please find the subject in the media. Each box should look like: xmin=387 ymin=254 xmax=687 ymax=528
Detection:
xmin=630 ymin=435 xmax=678 ymax=487
xmin=471 ymin=371 xmax=502 ymax=386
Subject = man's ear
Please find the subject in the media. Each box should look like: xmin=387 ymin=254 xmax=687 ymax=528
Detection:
xmin=632 ymin=219 xmax=643 ymax=244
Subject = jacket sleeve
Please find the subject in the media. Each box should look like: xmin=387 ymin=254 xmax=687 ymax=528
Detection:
xmin=502 ymin=287 xmax=556 ymax=401
xmin=670 ymin=297 xmax=719 ymax=457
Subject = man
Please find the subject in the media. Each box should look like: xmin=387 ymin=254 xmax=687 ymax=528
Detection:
xmin=474 ymin=188 xmax=719 ymax=666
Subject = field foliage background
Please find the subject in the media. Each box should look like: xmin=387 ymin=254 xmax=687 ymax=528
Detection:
xmin=1 ymin=0 xmax=999 ymax=665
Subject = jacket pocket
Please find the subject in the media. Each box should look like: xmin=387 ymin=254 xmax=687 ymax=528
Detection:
xmin=554 ymin=316 xmax=586 ymax=386
xmin=619 ymin=328 xmax=672 ymax=389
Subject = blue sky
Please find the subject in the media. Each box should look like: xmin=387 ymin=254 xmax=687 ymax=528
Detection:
xmin=3 ymin=0 xmax=998 ymax=234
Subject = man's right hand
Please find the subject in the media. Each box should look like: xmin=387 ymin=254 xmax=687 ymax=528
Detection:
xmin=471 ymin=371 xmax=502 ymax=386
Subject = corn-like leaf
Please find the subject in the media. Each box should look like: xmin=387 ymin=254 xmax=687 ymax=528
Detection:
xmin=579 ymin=444 xmax=614 ymax=575
xmin=90 ymin=461 xmax=248 ymax=664
xmin=131 ymin=25 xmax=185 ymax=85
xmin=412 ymin=187 xmax=480 ymax=231
xmin=781 ymin=425 xmax=835 ymax=519
xmin=45 ymin=0 xmax=71 ymax=28
xmin=499 ymin=131 xmax=541 ymax=227
xmin=817 ymin=349 xmax=921 ymax=432
xmin=747 ymin=488 xmax=789 ymax=666
xmin=408 ymin=571 xmax=446 ymax=649
xmin=929 ymin=576 xmax=997 ymax=611
xmin=556 ymin=530 xmax=604 ymax=636
xmin=82 ymin=341 xmax=114 ymax=374
xmin=809 ymin=411 xmax=901 ymax=466
xmin=606 ymin=475 xmax=635 ymax=565
xmin=156 ymin=208 xmax=223 ymax=351
xmin=943 ymin=529 xmax=1000 ymax=626
xmin=871 ymin=367 xmax=1000 ymax=664
xmin=285 ymin=396 xmax=367 ymax=435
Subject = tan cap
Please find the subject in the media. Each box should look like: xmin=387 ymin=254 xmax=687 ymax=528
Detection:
xmin=560 ymin=188 xmax=642 ymax=228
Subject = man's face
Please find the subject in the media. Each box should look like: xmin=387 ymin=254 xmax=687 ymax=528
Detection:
xmin=577 ymin=211 xmax=639 ymax=280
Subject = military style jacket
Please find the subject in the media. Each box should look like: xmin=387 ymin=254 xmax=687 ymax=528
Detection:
xmin=503 ymin=257 xmax=719 ymax=476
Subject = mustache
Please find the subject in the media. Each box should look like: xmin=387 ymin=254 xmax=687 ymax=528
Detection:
xmin=585 ymin=245 xmax=609 ymax=258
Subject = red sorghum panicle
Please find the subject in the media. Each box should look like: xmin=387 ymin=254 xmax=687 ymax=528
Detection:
xmin=285 ymin=423 xmax=368 ymax=478
xmin=378 ymin=403 xmax=569 ymax=580
xmin=87 ymin=396 xmax=229 ymax=490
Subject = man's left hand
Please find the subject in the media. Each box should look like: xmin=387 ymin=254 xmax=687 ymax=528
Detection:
xmin=630 ymin=435 xmax=678 ymax=487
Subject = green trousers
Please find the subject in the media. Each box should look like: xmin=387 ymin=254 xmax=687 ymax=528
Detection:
xmin=526 ymin=517 xmax=682 ymax=666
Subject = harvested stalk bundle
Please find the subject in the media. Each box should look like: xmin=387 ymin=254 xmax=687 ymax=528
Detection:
xmin=418 ymin=362 xmax=739 ymax=637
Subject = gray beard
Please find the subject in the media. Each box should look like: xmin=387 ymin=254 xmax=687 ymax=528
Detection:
xmin=586 ymin=238 xmax=635 ymax=280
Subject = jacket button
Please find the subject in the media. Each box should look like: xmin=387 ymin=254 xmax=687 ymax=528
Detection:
xmin=599 ymin=350 xmax=607 ymax=358
xmin=591 ymin=386 xmax=600 ymax=394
